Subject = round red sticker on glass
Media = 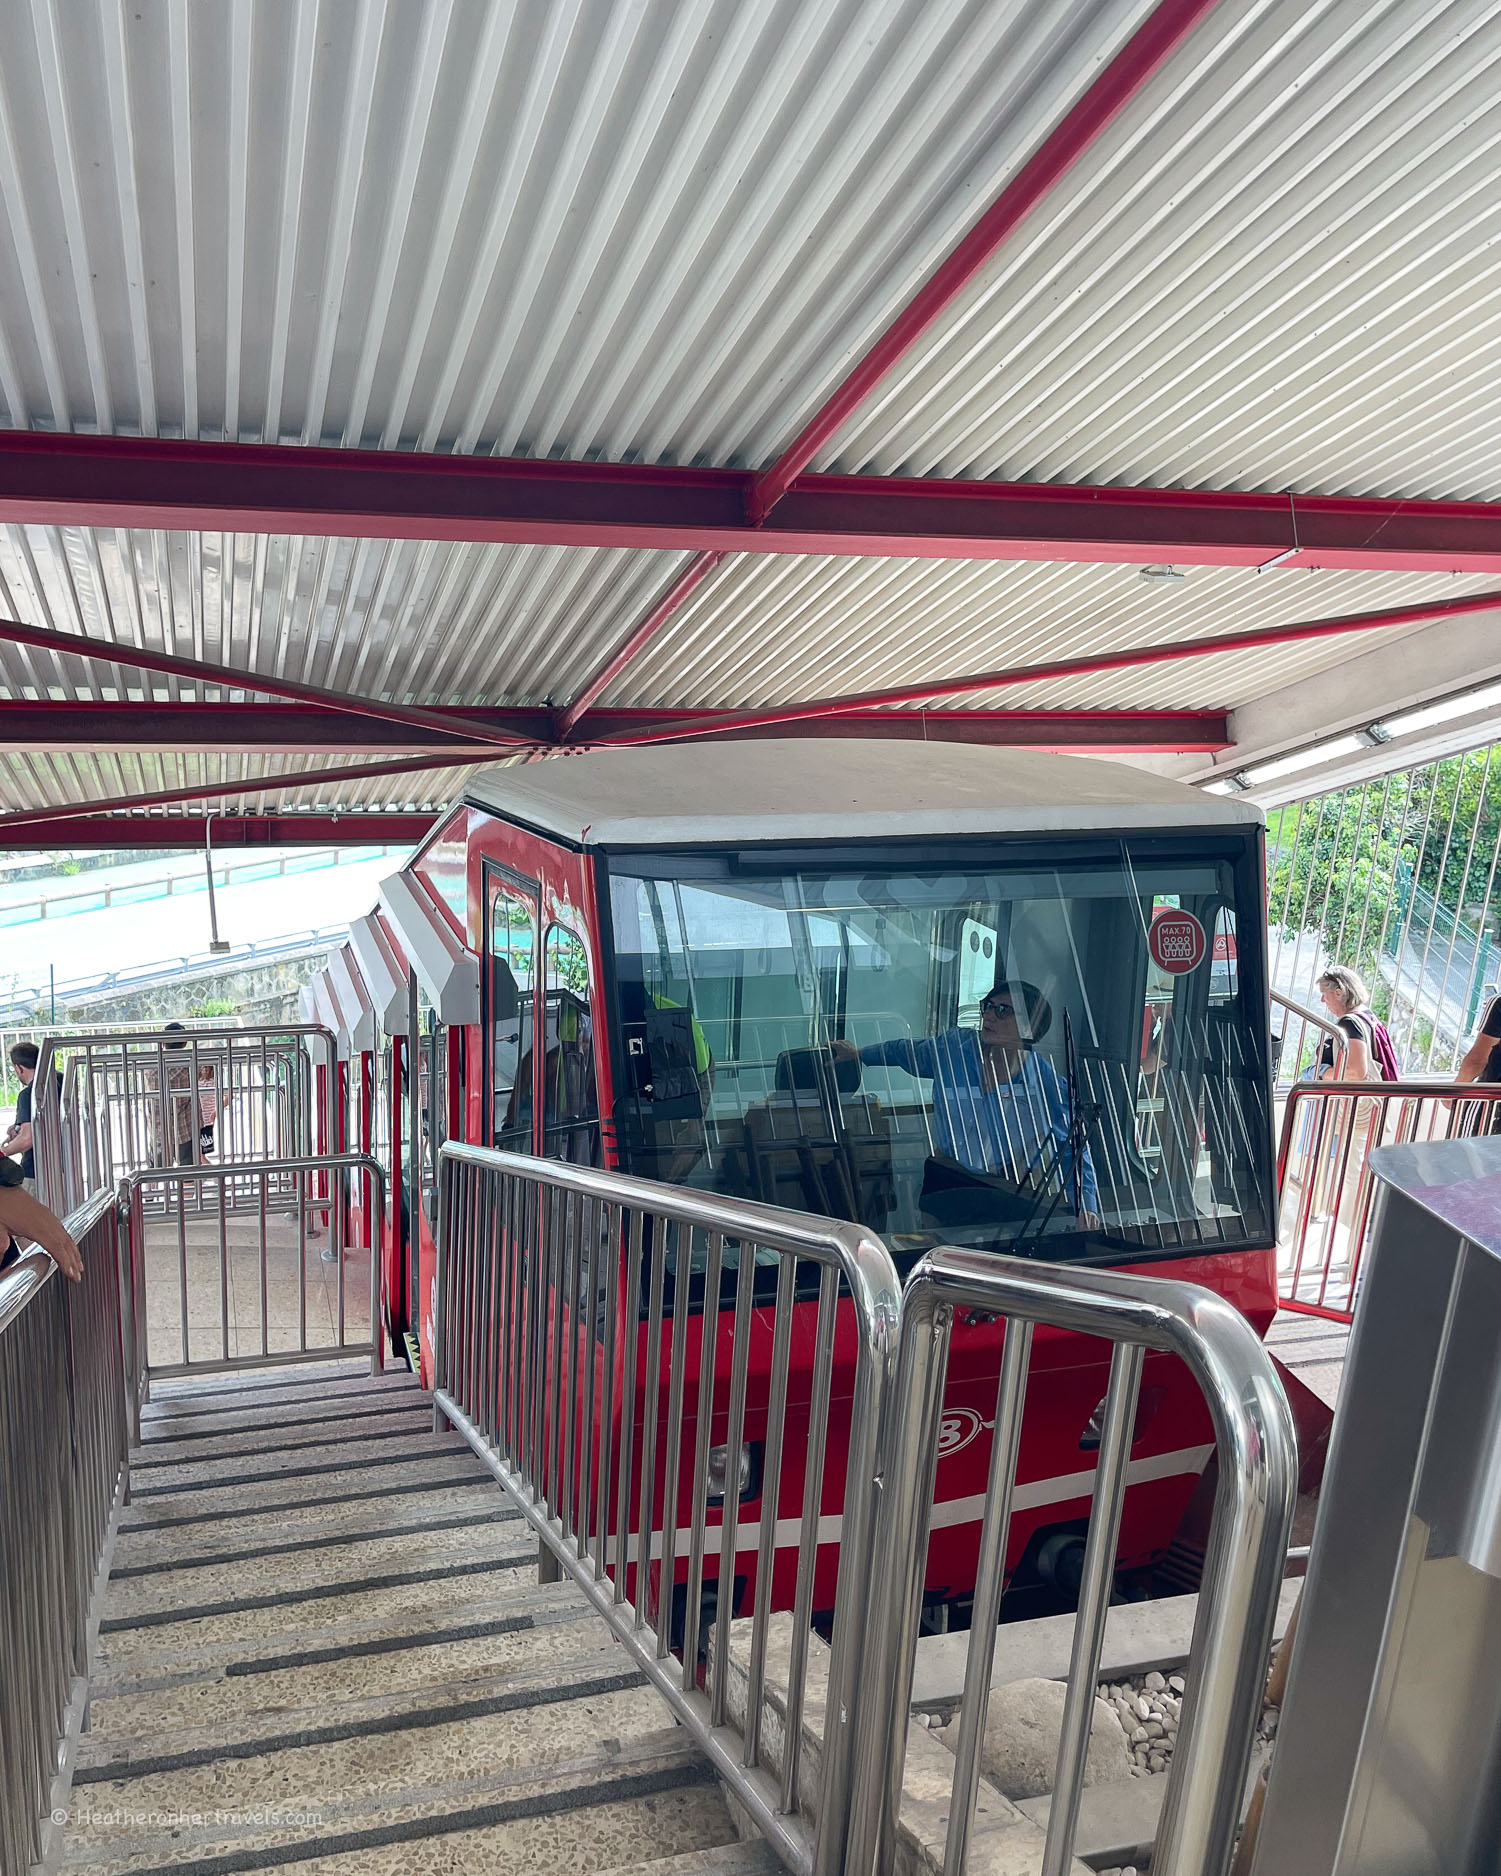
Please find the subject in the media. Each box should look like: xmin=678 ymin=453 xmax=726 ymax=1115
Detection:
xmin=1149 ymin=908 xmax=1206 ymax=974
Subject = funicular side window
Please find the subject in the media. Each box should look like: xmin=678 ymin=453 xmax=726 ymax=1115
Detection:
xmin=484 ymin=868 xmax=538 ymax=1150
xmin=604 ymin=836 xmax=1273 ymax=1271
xmin=541 ymin=925 xmax=600 ymax=1166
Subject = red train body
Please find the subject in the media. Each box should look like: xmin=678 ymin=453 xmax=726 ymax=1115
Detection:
xmin=353 ymin=740 xmax=1279 ymax=1619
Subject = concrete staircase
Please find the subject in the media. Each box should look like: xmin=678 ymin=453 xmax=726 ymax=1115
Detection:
xmin=57 ymin=1358 xmax=773 ymax=1876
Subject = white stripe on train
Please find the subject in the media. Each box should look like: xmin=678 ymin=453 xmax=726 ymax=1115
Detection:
xmin=626 ymin=1443 xmax=1215 ymax=1563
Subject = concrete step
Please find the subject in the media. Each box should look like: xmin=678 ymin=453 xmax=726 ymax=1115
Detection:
xmin=909 ymin=1577 xmax=1303 ymax=1711
xmin=101 ymin=1510 xmax=525 ymax=1617
xmin=64 ymin=1362 xmax=752 ymax=1876
xmin=121 ymin=1428 xmax=487 ymax=1510
xmin=595 ymin=1840 xmax=782 ymax=1875
xmin=131 ymin=1400 xmax=437 ymax=1466
xmin=58 ymin=1733 xmax=736 ymax=1876
xmin=97 ymin=1533 xmax=539 ymax=1644
xmin=88 ymin=1583 xmax=607 ymax=1734
xmin=71 ymin=1665 xmax=673 ymax=1833
xmin=116 ymin=1456 xmax=494 ymax=1536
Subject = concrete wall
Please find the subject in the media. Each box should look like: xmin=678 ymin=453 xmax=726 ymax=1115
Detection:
xmin=63 ymin=951 xmax=331 ymax=1027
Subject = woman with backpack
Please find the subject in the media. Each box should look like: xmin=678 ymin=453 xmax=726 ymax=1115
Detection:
xmin=1312 ymin=965 xmax=1398 ymax=1229
xmin=1316 ymin=966 xmax=1401 ymax=1082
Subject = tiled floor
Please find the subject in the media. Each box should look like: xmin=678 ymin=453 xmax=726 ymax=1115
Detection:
xmin=138 ymin=1211 xmax=375 ymax=1369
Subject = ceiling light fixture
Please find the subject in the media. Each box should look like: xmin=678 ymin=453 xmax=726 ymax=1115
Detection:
xmin=1240 ymin=733 xmax=1368 ymax=787
xmin=1378 ymin=679 xmax=1501 ymax=740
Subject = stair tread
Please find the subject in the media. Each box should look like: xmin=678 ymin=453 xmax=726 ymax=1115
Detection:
xmin=59 ymin=1739 xmax=733 ymax=1876
xmin=71 ymin=1686 xmax=676 ymax=1831
xmin=63 ymin=1364 xmax=757 ymax=1876
xmin=595 ymin=1841 xmax=782 ymax=1876
xmin=77 ymin=1643 xmax=642 ymax=1772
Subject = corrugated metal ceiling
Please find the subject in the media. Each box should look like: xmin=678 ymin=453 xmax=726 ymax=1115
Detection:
xmin=0 ymin=0 xmax=1154 ymax=460
xmin=619 ymin=557 xmax=1501 ymax=710
xmin=824 ymin=0 xmax=1501 ymax=498
xmin=0 ymin=0 xmax=1498 ymax=823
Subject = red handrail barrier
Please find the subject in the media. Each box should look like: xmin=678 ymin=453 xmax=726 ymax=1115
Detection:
xmin=1275 ymin=1080 xmax=1501 ymax=1321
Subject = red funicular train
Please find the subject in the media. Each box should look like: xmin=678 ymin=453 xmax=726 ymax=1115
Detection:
xmin=333 ymin=739 xmax=1277 ymax=1619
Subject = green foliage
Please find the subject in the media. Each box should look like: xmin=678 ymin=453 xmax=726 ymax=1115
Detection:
xmin=190 ymin=997 xmax=238 ymax=1019
xmin=1268 ymin=749 xmax=1501 ymax=994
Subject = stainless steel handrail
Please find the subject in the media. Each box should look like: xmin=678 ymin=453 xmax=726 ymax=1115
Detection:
xmin=118 ymin=1153 xmax=385 ymax=1389
xmin=432 ymin=1141 xmax=902 ymax=1876
xmin=32 ymin=1023 xmax=340 ymax=1214
xmin=1270 ymin=989 xmax=1344 ymax=1039
xmin=859 ymin=1249 xmax=1297 ymax=1876
xmin=0 ymin=1187 xmax=130 ymax=1876
xmin=1274 ymin=1079 xmax=1501 ymax=1319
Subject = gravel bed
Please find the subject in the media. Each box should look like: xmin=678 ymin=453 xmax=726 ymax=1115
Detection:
xmin=1101 ymin=1668 xmax=1280 ymax=1778
xmin=1100 ymin=1668 xmax=1186 ymax=1775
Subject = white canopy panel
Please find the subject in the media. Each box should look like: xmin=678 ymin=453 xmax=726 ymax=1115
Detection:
xmin=463 ymin=737 xmax=1263 ymax=848
xmin=379 ymin=867 xmax=480 ymax=1027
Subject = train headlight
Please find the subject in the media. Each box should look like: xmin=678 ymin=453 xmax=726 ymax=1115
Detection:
xmin=706 ymin=1443 xmax=755 ymax=1501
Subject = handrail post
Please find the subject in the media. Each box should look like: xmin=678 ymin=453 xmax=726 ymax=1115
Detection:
xmin=857 ymin=1250 xmax=1296 ymax=1876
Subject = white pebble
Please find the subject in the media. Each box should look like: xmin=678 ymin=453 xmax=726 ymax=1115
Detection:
xmin=1146 ymin=1719 xmax=1165 ymax=1739
xmin=1169 ymin=1674 xmax=1186 ymax=1693
xmin=1144 ymin=1670 xmax=1166 ymax=1692
xmin=1149 ymin=1752 xmax=1166 ymax=1772
xmin=1130 ymin=1725 xmax=1148 ymax=1744
xmin=1135 ymin=1696 xmax=1153 ymax=1721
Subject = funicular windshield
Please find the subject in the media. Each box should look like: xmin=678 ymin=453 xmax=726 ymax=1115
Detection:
xmin=606 ymin=833 xmax=1272 ymax=1268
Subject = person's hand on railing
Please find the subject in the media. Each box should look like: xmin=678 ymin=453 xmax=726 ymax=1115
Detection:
xmin=0 ymin=1184 xmax=82 ymax=1282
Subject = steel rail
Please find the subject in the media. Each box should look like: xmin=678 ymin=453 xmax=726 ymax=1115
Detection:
xmin=861 ymin=1247 xmax=1297 ymax=1876
xmin=117 ymin=1153 xmax=386 ymax=1380
xmin=431 ymin=1141 xmax=902 ymax=1876
xmin=32 ymin=1023 xmax=342 ymax=1218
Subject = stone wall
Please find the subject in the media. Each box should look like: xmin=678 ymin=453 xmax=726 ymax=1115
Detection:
xmin=63 ymin=951 xmax=331 ymax=1027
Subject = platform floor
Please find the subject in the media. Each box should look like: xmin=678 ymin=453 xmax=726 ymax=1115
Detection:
xmin=137 ymin=1210 xmax=375 ymax=1369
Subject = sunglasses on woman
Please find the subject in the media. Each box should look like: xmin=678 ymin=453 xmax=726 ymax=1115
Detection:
xmin=980 ymin=994 xmax=1017 ymax=1018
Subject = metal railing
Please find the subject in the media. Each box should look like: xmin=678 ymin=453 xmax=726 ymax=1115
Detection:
xmin=430 ymin=1142 xmax=901 ymax=1876
xmin=0 ymin=1190 xmax=131 ymax=1876
xmin=118 ymin=1155 xmax=385 ymax=1393
xmin=861 ymin=1248 xmax=1297 ymax=1876
xmin=1270 ymin=989 xmax=1344 ymax=1089
xmin=1275 ymin=1079 xmax=1501 ymax=1320
xmin=34 ymin=1024 xmax=339 ymax=1217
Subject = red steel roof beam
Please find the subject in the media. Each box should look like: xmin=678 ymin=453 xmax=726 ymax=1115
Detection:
xmin=0 ymin=750 xmax=516 ymax=835
xmin=0 ymin=813 xmax=436 ymax=848
xmin=0 ymin=615 xmax=530 ymax=753
xmin=12 ymin=434 xmax=1501 ymax=570
xmin=0 ymin=699 xmax=1227 ymax=753
xmin=556 ymin=549 xmax=727 ymax=740
xmin=748 ymin=0 xmax=1223 ymax=526
xmin=558 ymin=0 xmax=1221 ymax=734
xmin=592 ymin=588 xmax=1501 ymax=748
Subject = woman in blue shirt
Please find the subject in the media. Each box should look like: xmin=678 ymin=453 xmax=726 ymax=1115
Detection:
xmin=835 ymin=979 xmax=1098 ymax=1228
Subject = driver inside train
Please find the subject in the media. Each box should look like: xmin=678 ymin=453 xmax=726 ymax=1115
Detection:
xmin=606 ymin=834 xmax=1272 ymax=1267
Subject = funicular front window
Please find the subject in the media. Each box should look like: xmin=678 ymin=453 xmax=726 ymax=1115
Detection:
xmin=606 ymin=837 xmax=1272 ymax=1268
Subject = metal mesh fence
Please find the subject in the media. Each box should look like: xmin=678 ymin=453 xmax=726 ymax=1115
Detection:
xmin=1266 ymin=744 xmax=1501 ymax=1076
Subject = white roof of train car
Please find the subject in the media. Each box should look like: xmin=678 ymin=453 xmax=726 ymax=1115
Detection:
xmin=462 ymin=740 xmax=1260 ymax=848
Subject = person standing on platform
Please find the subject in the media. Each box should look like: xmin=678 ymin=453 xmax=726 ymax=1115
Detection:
xmin=1 ymin=1040 xmax=60 ymax=1193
